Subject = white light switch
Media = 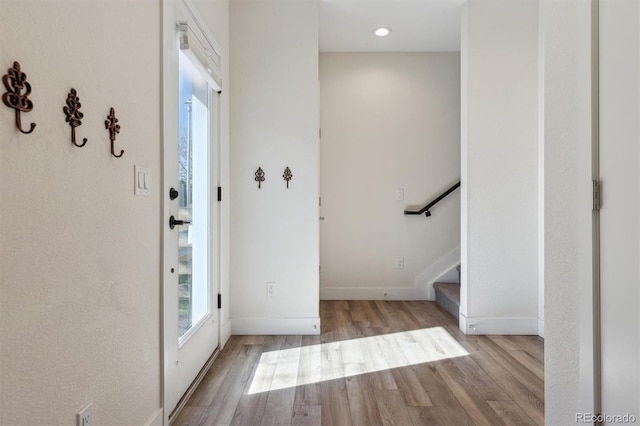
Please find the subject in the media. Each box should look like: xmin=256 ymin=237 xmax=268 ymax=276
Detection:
xmin=396 ymin=189 xmax=405 ymax=201
xmin=135 ymin=165 xmax=150 ymax=196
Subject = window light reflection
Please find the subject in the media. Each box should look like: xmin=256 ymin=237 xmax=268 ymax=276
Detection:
xmin=248 ymin=327 xmax=469 ymax=395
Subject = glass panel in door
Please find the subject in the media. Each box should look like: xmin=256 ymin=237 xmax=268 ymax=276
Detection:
xmin=177 ymin=50 xmax=210 ymax=341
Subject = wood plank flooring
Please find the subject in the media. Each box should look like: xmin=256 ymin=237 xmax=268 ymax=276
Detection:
xmin=173 ymin=301 xmax=544 ymax=426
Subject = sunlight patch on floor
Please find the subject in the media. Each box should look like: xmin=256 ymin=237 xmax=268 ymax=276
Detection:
xmin=248 ymin=326 xmax=469 ymax=394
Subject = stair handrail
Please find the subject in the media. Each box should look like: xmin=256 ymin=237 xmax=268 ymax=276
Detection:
xmin=404 ymin=181 xmax=461 ymax=217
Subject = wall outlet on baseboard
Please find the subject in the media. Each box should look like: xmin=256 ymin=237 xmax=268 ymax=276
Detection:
xmin=395 ymin=258 xmax=404 ymax=269
xmin=267 ymin=282 xmax=276 ymax=297
xmin=77 ymin=403 xmax=92 ymax=426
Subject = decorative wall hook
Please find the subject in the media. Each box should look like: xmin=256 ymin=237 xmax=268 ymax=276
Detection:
xmin=2 ymin=61 xmax=36 ymax=134
xmin=104 ymin=107 xmax=123 ymax=158
xmin=63 ymin=88 xmax=87 ymax=147
xmin=283 ymin=167 xmax=293 ymax=188
xmin=255 ymin=167 xmax=265 ymax=189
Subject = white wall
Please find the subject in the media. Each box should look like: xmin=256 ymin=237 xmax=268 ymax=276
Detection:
xmin=0 ymin=1 xmax=161 ymax=424
xmin=460 ymin=0 xmax=540 ymax=335
xmin=229 ymin=0 xmax=320 ymax=334
xmin=318 ymin=52 xmax=460 ymax=301
xmin=541 ymin=0 xmax=596 ymax=422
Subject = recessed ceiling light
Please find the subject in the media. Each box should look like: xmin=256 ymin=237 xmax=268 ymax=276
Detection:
xmin=374 ymin=27 xmax=391 ymax=37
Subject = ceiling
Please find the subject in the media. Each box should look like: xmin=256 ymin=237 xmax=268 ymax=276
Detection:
xmin=319 ymin=0 xmax=464 ymax=52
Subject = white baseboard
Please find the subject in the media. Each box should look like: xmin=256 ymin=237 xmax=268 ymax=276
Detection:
xmin=459 ymin=313 xmax=540 ymax=335
xmin=320 ymin=286 xmax=426 ymax=301
xmin=231 ymin=317 xmax=321 ymax=335
xmin=537 ymin=319 xmax=544 ymax=338
xmin=144 ymin=408 xmax=163 ymax=426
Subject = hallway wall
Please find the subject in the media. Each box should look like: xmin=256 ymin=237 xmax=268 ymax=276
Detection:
xmin=229 ymin=0 xmax=320 ymax=334
xmin=0 ymin=0 xmax=162 ymax=424
xmin=319 ymin=52 xmax=461 ymax=300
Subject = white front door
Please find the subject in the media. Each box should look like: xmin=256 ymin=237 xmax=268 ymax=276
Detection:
xmin=162 ymin=2 xmax=222 ymax=420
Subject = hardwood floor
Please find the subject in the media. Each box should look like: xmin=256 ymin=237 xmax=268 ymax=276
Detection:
xmin=172 ymin=301 xmax=544 ymax=426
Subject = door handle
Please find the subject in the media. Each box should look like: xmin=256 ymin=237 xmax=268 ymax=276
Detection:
xmin=169 ymin=215 xmax=191 ymax=230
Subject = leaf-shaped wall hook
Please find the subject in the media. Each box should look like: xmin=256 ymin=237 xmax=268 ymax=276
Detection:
xmin=104 ymin=107 xmax=123 ymax=158
xmin=283 ymin=166 xmax=293 ymax=188
xmin=63 ymin=88 xmax=87 ymax=147
xmin=255 ymin=167 xmax=265 ymax=189
xmin=2 ymin=61 xmax=36 ymax=134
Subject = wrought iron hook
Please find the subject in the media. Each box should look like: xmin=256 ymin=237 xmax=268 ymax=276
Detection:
xmin=2 ymin=61 xmax=36 ymax=134
xmin=71 ymin=127 xmax=88 ymax=148
xmin=14 ymin=110 xmax=36 ymax=134
xmin=255 ymin=167 xmax=265 ymax=189
xmin=283 ymin=167 xmax=293 ymax=188
xmin=63 ymin=88 xmax=87 ymax=147
xmin=105 ymin=107 xmax=123 ymax=158
xmin=111 ymin=142 xmax=124 ymax=158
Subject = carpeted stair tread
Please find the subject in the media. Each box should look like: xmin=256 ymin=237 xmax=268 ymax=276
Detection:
xmin=433 ymin=282 xmax=460 ymax=320
xmin=434 ymin=282 xmax=460 ymax=300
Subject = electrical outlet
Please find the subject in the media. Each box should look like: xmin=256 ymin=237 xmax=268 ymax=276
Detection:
xmin=267 ymin=282 xmax=275 ymax=297
xmin=77 ymin=403 xmax=92 ymax=426
xmin=395 ymin=258 xmax=404 ymax=269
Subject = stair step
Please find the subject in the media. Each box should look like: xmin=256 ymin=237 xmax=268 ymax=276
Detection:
xmin=433 ymin=282 xmax=460 ymax=320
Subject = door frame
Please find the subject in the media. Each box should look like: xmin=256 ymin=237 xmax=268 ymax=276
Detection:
xmin=161 ymin=1 xmax=224 ymax=423
xmin=591 ymin=0 xmax=601 ymax=417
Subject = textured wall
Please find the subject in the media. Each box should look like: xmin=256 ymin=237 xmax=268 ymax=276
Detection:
xmin=541 ymin=0 xmax=595 ymax=422
xmin=0 ymin=0 xmax=161 ymax=424
xmin=319 ymin=52 xmax=460 ymax=300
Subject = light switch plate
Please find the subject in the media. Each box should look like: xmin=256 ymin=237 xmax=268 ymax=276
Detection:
xmin=77 ymin=402 xmax=92 ymax=426
xmin=135 ymin=165 xmax=150 ymax=196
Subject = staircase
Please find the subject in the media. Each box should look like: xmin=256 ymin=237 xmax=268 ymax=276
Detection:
xmin=433 ymin=265 xmax=461 ymax=320
xmin=404 ymin=182 xmax=462 ymax=321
